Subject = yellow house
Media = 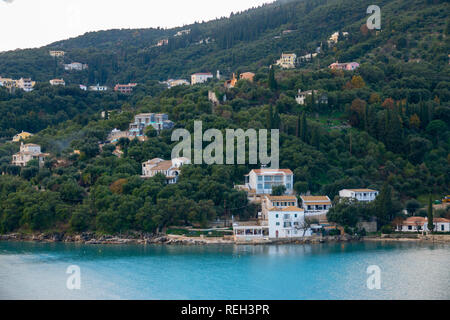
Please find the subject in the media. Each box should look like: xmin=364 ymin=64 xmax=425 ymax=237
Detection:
xmin=12 ymin=131 xmax=34 ymax=142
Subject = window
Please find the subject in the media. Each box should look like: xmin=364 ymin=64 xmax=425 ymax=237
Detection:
xmin=276 ymin=214 xmax=279 ymax=218
xmin=276 ymin=222 xmax=280 ymax=226
xmin=408 ymin=226 xmax=412 ymax=230
xmin=257 ymin=184 xmax=263 ymax=189
xmin=258 ymin=176 xmax=263 ymax=182
xmin=442 ymin=225 xmax=445 ymax=231
xmin=294 ymin=214 xmax=298 ymax=218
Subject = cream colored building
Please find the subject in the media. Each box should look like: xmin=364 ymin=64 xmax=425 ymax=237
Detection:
xmin=12 ymin=131 xmax=34 ymax=142
xmin=276 ymin=53 xmax=297 ymax=69
xmin=12 ymin=143 xmax=49 ymax=168
xmin=142 ymin=157 xmax=190 ymax=184
xmin=49 ymin=79 xmax=65 ymax=86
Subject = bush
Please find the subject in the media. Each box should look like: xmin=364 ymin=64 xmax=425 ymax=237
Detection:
xmin=381 ymin=225 xmax=393 ymax=234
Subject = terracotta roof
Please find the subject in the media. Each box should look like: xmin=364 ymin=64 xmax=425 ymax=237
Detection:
xmin=150 ymin=160 xmax=173 ymax=171
xmin=252 ymin=169 xmax=293 ymax=175
xmin=400 ymin=217 xmax=450 ymax=226
xmin=266 ymin=195 xmax=298 ymax=201
xmin=301 ymin=196 xmax=331 ymax=202
xmin=269 ymin=206 xmax=304 ymax=212
xmin=344 ymin=189 xmax=378 ymax=192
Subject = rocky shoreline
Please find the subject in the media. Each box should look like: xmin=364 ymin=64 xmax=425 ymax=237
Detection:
xmin=1 ymin=232 xmax=449 ymax=245
xmin=0 ymin=232 xmax=361 ymax=245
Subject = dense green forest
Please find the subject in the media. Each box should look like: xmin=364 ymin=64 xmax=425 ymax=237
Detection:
xmin=0 ymin=0 xmax=448 ymax=235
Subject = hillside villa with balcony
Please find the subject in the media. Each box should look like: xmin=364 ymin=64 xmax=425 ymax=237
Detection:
xmin=142 ymin=157 xmax=190 ymax=184
xmin=64 ymin=62 xmax=88 ymax=71
xmin=276 ymin=53 xmax=297 ymax=69
xmin=114 ymin=83 xmax=137 ymax=94
xmin=191 ymin=73 xmax=213 ymax=85
xmin=243 ymin=168 xmax=294 ymax=196
xmin=329 ymin=61 xmax=360 ymax=71
xmin=300 ymin=196 xmax=332 ymax=218
xmin=89 ymin=84 xmax=108 ymax=91
xmin=129 ymin=113 xmax=174 ymax=137
xmin=49 ymin=79 xmax=65 ymax=86
xmin=339 ymin=189 xmax=379 ymax=202
xmin=12 ymin=143 xmax=49 ymax=168
xmin=49 ymin=50 xmax=65 ymax=57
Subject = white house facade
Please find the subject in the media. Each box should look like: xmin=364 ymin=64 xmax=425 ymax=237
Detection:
xmin=191 ymin=73 xmax=213 ymax=85
xmin=300 ymin=196 xmax=332 ymax=217
xmin=268 ymin=207 xmax=312 ymax=239
xmin=339 ymin=189 xmax=379 ymax=202
xmin=245 ymin=169 xmax=294 ymax=195
xmin=12 ymin=143 xmax=49 ymax=168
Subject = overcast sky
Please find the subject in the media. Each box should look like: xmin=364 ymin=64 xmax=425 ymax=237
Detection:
xmin=0 ymin=0 xmax=272 ymax=52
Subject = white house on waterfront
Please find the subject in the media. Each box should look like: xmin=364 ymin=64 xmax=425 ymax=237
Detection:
xmin=395 ymin=217 xmax=450 ymax=233
xmin=12 ymin=143 xmax=49 ymax=168
xmin=142 ymin=157 xmax=190 ymax=184
xmin=339 ymin=189 xmax=379 ymax=202
xmin=268 ymin=206 xmax=311 ymax=239
xmin=300 ymin=196 xmax=332 ymax=218
xmin=244 ymin=168 xmax=294 ymax=195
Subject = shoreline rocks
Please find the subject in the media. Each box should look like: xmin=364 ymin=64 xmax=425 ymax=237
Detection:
xmin=1 ymin=232 xmax=449 ymax=246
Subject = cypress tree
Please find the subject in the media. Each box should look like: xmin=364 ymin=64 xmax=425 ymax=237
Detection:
xmin=266 ymin=105 xmax=273 ymax=129
xmin=427 ymin=195 xmax=434 ymax=233
xmin=268 ymin=65 xmax=277 ymax=91
xmin=300 ymin=112 xmax=308 ymax=142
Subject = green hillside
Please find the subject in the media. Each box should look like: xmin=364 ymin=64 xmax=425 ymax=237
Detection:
xmin=0 ymin=0 xmax=448 ymax=235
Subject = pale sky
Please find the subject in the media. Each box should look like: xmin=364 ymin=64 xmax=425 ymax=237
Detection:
xmin=0 ymin=0 xmax=272 ymax=52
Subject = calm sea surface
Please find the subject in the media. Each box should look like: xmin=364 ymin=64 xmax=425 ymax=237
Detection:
xmin=0 ymin=241 xmax=448 ymax=300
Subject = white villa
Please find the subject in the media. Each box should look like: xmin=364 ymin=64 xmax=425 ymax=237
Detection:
xmin=165 ymin=79 xmax=190 ymax=88
xmin=12 ymin=143 xmax=49 ymax=168
xmin=276 ymin=53 xmax=297 ymax=69
xmin=49 ymin=50 xmax=65 ymax=57
xmin=244 ymin=168 xmax=294 ymax=195
xmin=339 ymin=189 xmax=379 ymax=202
xmin=395 ymin=217 xmax=450 ymax=233
xmin=129 ymin=113 xmax=174 ymax=137
xmin=141 ymin=157 xmax=190 ymax=184
xmin=89 ymin=85 xmax=108 ymax=92
xmin=64 ymin=62 xmax=88 ymax=71
xmin=191 ymin=73 xmax=213 ymax=85
xmin=268 ymin=206 xmax=311 ymax=239
xmin=233 ymin=205 xmax=312 ymax=241
xmin=49 ymin=79 xmax=65 ymax=86
xmin=300 ymin=196 xmax=332 ymax=217
xmin=295 ymin=90 xmax=328 ymax=105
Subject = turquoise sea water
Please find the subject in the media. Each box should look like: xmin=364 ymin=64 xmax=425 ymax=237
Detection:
xmin=0 ymin=241 xmax=448 ymax=300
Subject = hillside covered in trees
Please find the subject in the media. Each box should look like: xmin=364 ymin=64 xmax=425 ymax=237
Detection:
xmin=0 ymin=0 xmax=448 ymax=235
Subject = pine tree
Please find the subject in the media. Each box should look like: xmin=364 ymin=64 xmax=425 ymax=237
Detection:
xmin=427 ymin=195 xmax=434 ymax=233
